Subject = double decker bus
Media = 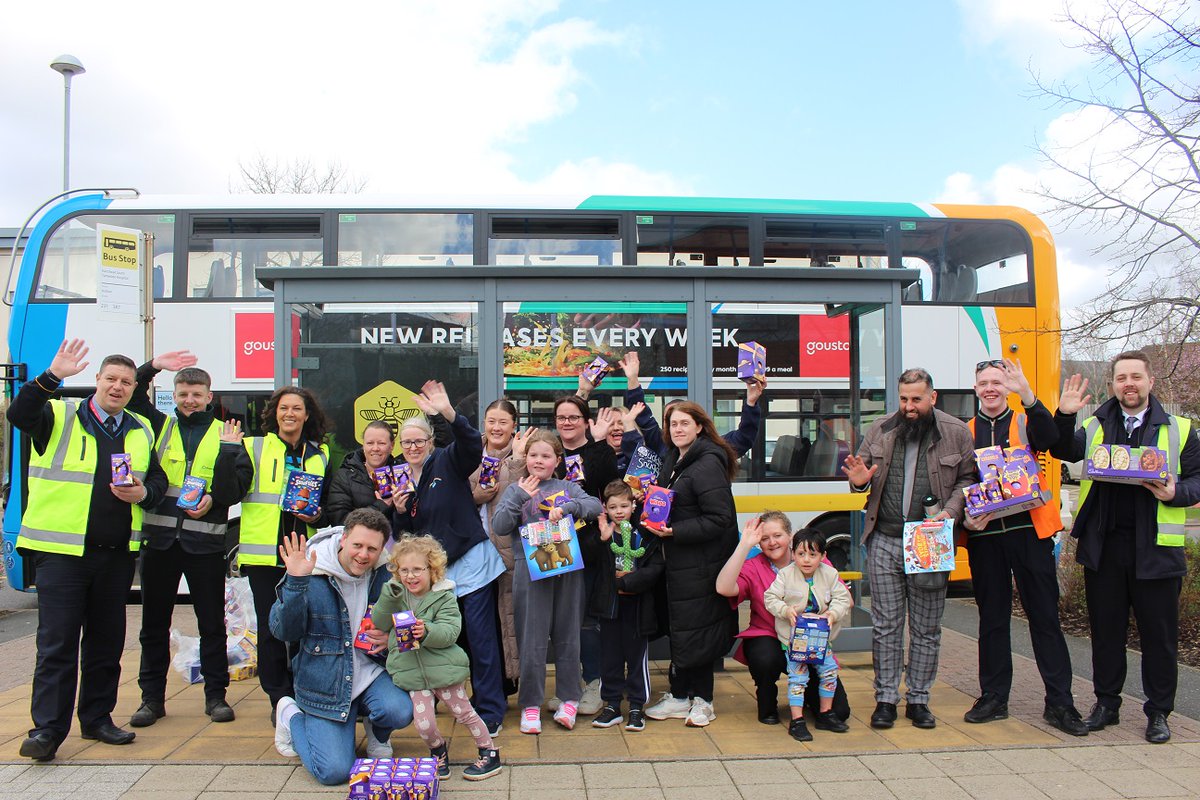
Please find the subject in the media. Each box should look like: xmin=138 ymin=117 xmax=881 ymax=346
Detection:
xmin=2 ymin=190 xmax=1061 ymax=591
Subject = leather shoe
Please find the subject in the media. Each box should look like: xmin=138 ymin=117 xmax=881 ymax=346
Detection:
xmin=905 ymin=703 xmax=936 ymax=729
xmin=205 ymin=698 xmax=236 ymax=723
xmin=130 ymin=701 xmax=165 ymax=728
xmin=964 ymin=693 xmax=1008 ymax=724
xmin=870 ymin=701 xmax=897 ymax=729
xmin=1145 ymin=712 xmax=1171 ymax=744
xmin=758 ymin=711 xmax=780 ymax=725
xmin=19 ymin=733 xmax=57 ymax=762
xmin=814 ymin=709 xmax=849 ymax=733
xmin=1043 ymin=704 xmax=1088 ymax=737
xmin=1084 ymin=702 xmax=1120 ymax=731
xmin=81 ymin=722 xmax=136 ymax=745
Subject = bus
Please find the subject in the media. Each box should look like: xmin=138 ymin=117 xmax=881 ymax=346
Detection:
xmin=2 ymin=190 xmax=1061 ymax=591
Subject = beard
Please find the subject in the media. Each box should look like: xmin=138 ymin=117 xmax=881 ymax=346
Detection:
xmin=895 ymin=407 xmax=935 ymax=441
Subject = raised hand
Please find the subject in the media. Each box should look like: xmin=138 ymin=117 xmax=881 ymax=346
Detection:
xmin=576 ymin=371 xmax=594 ymax=400
xmin=517 ymin=474 xmax=541 ymax=498
xmin=999 ymin=358 xmax=1034 ymax=405
xmin=512 ymin=427 xmax=537 ymax=458
xmin=598 ymin=511 xmax=614 ymax=541
xmin=842 ymin=454 xmax=878 ymax=488
xmin=622 ymin=402 xmax=645 ymax=428
xmin=413 ymin=380 xmax=454 ymax=421
xmin=589 ymin=406 xmax=617 ymax=442
xmin=746 ymin=377 xmax=767 ymax=407
xmin=741 ymin=515 xmax=765 ymax=548
xmin=278 ymin=532 xmax=317 ymax=576
xmin=618 ymin=352 xmax=641 ymax=389
xmin=1058 ymin=373 xmax=1092 ymax=415
xmin=220 ymin=418 xmax=243 ymax=444
xmin=48 ymin=339 xmax=90 ymax=380
xmin=152 ymin=350 xmax=198 ymax=372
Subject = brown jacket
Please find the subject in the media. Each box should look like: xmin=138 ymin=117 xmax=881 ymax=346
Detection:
xmin=852 ymin=408 xmax=976 ymax=540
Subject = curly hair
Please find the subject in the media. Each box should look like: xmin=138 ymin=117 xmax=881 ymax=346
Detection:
xmin=388 ymin=533 xmax=448 ymax=586
xmin=261 ymin=386 xmax=330 ymax=443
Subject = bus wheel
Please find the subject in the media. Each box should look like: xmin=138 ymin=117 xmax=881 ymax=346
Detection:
xmin=823 ymin=534 xmax=851 ymax=571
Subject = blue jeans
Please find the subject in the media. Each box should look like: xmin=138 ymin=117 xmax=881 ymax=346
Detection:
xmin=459 ymin=582 xmax=507 ymax=727
xmin=291 ymin=672 xmax=414 ymax=785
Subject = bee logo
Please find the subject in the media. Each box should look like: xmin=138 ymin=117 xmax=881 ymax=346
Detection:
xmin=358 ymin=396 xmax=420 ymax=436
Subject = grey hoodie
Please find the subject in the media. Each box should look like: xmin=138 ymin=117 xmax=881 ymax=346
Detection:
xmin=307 ymin=526 xmax=385 ymax=701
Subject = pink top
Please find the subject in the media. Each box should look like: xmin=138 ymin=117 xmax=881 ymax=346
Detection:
xmin=730 ymin=553 xmax=781 ymax=664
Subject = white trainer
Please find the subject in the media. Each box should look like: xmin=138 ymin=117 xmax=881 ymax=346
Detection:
xmin=274 ymin=697 xmax=298 ymax=757
xmin=644 ymin=692 xmax=692 ymax=720
xmin=685 ymin=698 xmax=716 ymax=727
xmin=520 ymin=706 xmax=542 ymax=735
xmin=578 ymin=679 xmax=603 ymax=716
xmin=364 ymin=727 xmax=393 ymax=758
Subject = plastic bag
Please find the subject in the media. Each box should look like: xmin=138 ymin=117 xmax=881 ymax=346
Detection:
xmin=169 ymin=576 xmax=260 ymax=683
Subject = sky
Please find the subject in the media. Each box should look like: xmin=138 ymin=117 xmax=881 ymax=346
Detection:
xmin=0 ymin=0 xmax=1173 ymax=314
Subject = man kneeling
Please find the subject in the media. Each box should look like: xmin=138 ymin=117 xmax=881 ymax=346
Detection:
xmin=269 ymin=508 xmax=414 ymax=785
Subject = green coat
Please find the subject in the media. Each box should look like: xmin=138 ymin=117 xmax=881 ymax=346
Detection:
xmin=371 ymin=579 xmax=470 ymax=692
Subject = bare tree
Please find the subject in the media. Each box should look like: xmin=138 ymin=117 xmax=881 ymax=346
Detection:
xmin=1033 ymin=0 xmax=1198 ymax=364
xmin=231 ymin=154 xmax=367 ymax=194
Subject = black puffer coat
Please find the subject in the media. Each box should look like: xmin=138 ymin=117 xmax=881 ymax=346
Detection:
xmin=656 ymin=435 xmax=739 ymax=669
xmin=325 ymin=449 xmax=396 ymax=527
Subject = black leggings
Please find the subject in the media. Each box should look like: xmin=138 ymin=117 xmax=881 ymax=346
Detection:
xmin=741 ymin=635 xmax=851 ymax=720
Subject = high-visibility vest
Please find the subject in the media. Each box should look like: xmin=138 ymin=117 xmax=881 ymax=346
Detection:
xmin=17 ymin=399 xmax=154 ymax=556
xmin=1077 ymin=414 xmax=1189 ymax=548
xmin=141 ymin=416 xmax=228 ymax=542
xmin=238 ymin=434 xmax=329 ymax=567
xmin=969 ymin=413 xmax=1062 ymax=539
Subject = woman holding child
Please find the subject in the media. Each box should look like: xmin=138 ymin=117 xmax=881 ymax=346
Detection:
xmin=643 ymin=401 xmax=739 ymax=728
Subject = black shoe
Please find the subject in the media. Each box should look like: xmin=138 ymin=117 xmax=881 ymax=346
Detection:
xmin=814 ymin=709 xmax=849 ymax=733
xmin=430 ymin=743 xmax=450 ymax=779
xmin=1084 ymin=702 xmax=1120 ymax=732
xmin=205 ymin=698 xmax=235 ymax=723
xmin=870 ymin=701 xmax=897 ymax=729
xmin=758 ymin=711 xmax=780 ymax=725
xmin=788 ymin=718 xmax=813 ymax=742
xmin=592 ymin=704 xmax=623 ymax=728
xmin=485 ymin=718 xmax=503 ymax=738
xmin=129 ymin=701 xmax=165 ymax=728
xmin=19 ymin=733 xmax=57 ymax=762
xmin=80 ymin=722 xmax=136 ymax=745
xmin=905 ymin=703 xmax=936 ymax=729
xmin=1043 ymin=704 xmax=1088 ymax=737
xmin=1145 ymin=712 xmax=1171 ymax=744
xmin=963 ymin=693 xmax=1008 ymax=724
xmin=463 ymin=747 xmax=502 ymax=781
xmin=625 ymin=707 xmax=646 ymax=732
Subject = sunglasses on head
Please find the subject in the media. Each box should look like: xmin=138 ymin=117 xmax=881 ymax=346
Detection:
xmin=975 ymin=359 xmax=1004 ymax=373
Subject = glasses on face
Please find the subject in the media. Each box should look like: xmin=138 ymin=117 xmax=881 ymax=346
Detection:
xmin=556 ymin=415 xmax=584 ymax=424
xmin=398 ymin=567 xmax=428 ymax=578
xmin=975 ymin=359 xmax=1004 ymax=373
xmin=400 ymin=438 xmax=431 ymax=449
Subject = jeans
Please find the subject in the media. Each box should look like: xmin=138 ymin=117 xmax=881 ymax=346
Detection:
xmin=291 ymin=672 xmax=414 ymax=785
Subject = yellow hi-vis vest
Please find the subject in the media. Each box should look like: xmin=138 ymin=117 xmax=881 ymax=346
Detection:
xmin=238 ymin=434 xmax=329 ymax=567
xmin=1077 ymin=414 xmax=1190 ymax=547
xmin=17 ymin=399 xmax=154 ymax=556
xmin=968 ymin=413 xmax=1063 ymax=539
xmin=141 ymin=416 xmax=227 ymax=541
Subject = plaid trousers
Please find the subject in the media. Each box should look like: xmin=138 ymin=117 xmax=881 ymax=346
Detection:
xmin=866 ymin=532 xmax=948 ymax=704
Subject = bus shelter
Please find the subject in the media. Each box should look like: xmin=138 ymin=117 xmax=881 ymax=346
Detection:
xmin=257 ymin=263 xmax=919 ymax=651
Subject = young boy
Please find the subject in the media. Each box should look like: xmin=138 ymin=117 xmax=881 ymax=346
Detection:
xmin=125 ymin=352 xmax=254 ymax=727
xmin=764 ymin=528 xmax=852 ymax=742
xmin=591 ymin=480 xmax=664 ymax=731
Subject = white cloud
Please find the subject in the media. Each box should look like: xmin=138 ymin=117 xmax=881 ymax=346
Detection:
xmin=0 ymin=1 xmax=682 ymax=223
xmin=953 ymin=0 xmax=1109 ymax=76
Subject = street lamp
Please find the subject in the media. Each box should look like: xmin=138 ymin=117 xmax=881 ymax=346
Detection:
xmin=49 ymin=54 xmax=85 ymax=192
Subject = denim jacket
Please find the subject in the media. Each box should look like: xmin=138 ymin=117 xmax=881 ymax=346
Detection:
xmin=268 ymin=567 xmax=389 ymax=722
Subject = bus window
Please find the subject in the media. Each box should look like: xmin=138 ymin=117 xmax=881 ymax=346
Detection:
xmin=187 ymin=215 xmax=323 ymax=299
xmin=763 ymin=220 xmax=888 ymax=269
xmin=36 ymin=214 xmax=176 ymax=301
xmin=636 ymin=215 xmax=748 ymax=266
xmin=338 ymin=212 xmax=474 ymax=266
xmin=899 ymin=220 xmax=1033 ymax=305
xmin=489 ymin=215 xmax=621 ymax=265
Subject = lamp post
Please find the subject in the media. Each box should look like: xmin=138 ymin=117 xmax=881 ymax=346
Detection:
xmin=49 ymin=54 xmax=85 ymax=192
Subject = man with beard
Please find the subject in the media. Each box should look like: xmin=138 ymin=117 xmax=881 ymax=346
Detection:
xmin=1051 ymin=352 xmax=1200 ymax=744
xmin=842 ymin=368 xmax=975 ymax=730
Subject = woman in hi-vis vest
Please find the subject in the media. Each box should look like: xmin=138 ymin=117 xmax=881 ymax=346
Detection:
xmin=240 ymin=387 xmax=333 ymax=718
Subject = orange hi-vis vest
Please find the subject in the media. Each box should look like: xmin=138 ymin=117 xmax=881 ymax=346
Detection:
xmin=968 ymin=412 xmax=1062 ymax=540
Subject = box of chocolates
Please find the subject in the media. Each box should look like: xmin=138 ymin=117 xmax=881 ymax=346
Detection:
xmin=624 ymin=445 xmax=662 ymax=495
xmin=373 ymin=466 xmax=395 ymax=499
xmin=581 ymin=356 xmax=613 ymax=387
xmin=392 ymin=463 xmax=415 ymax=495
xmin=564 ymin=454 xmax=585 ymax=483
xmin=901 ymin=518 xmax=955 ymax=574
xmin=962 ymin=445 xmax=1048 ymax=519
xmin=640 ymin=485 xmax=674 ymax=532
xmin=736 ymin=341 xmax=766 ymax=382
xmin=520 ymin=516 xmax=584 ymax=581
xmin=392 ymin=610 xmax=421 ymax=651
xmin=788 ymin=615 xmax=830 ymax=664
xmin=111 ymin=453 xmax=134 ymax=486
xmin=354 ymin=605 xmax=375 ymax=652
xmin=478 ymin=455 xmax=501 ymax=490
xmin=348 ymin=757 xmax=440 ymax=800
xmin=1085 ymin=444 xmax=1168 ymax=484
xmin=280 ymin=471 xmax=323 ymax=516
xmin=176 ymin=475 xmax=207 ymax=511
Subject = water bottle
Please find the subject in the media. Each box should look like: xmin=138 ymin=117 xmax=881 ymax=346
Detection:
xmin=922 ymin=494 xmax=941 ymax=520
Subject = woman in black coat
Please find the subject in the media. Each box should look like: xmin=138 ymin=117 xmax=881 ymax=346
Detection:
xmin=324 ymin=420 xmax=397 ymax=526
xmin=643 ymin=401 xmax=739 ymax=728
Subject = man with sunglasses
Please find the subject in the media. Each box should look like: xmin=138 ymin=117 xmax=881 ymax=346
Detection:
xmin=962 ymin=358 xmax=1086 ymax=736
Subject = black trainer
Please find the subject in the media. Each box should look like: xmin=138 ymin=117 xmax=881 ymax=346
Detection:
xmin=788 ymin=718 xmax=813 ymax=742
xmin=870 ymin=701 xmax=897 ymax=729
xmin=1084 ymin=702 xmax=1119 ymax=731
xmin=625 ymin=707 xmax=646 ymax=732
xmin=813 ymin=709 xmax=849 ymax=733
xmin=592 ymin=704 xmax=623 ymax=728
xmin=964 ymin=693 xmax=1008 ymax=724
xmin=463 ymin=747 xmax=502 ymax=781
xmin=130 ymin=701 xmax=165 ymax=728
xmin=430 ymin=743 xmax=450 ymax=779
xmin=1043 ymin=704 xmax=1088 ymax=737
